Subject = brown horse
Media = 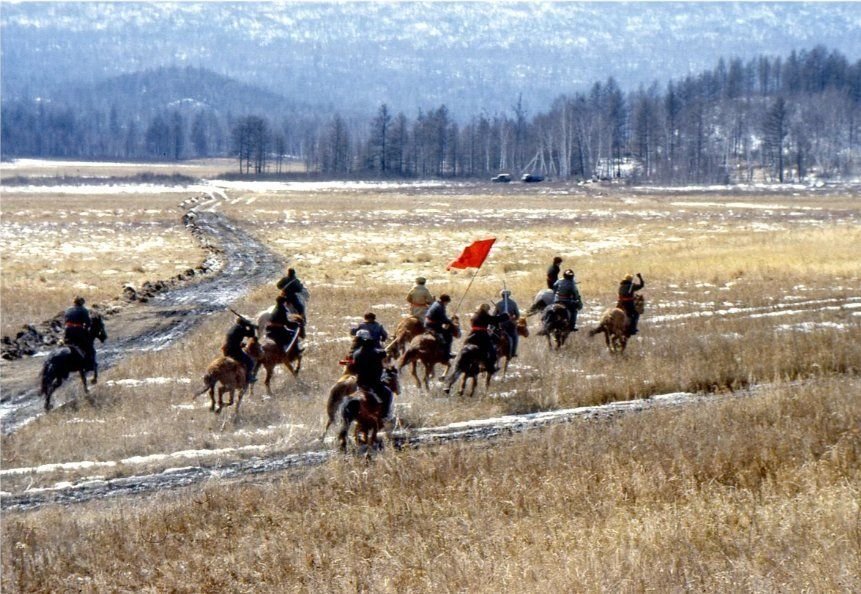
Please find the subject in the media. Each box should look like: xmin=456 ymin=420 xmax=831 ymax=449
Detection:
xmin=324 ymin=366 xmax=400 ymax=437
xmin=245 ymin=314 xmax=305 ymax=395
xmin=496 ymin=316 xmax=530 ymax=375
xmin=193 ymin=356 xmax=248 ymax=414
xmin=337 ymin=388 xmax=386 ymax=454
xmin=397 ymin=315 xmax=461 ymax=390
xmin=588 ymin=295 xmax=645 ymax=354
xmin=385 ymin=315 xmax=425 ymax=359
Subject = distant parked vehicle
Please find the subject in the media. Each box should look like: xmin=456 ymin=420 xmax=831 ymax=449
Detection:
xmin=521 ymin=173 xmax=544 ymax=183
xmin=491 ymin=173 xmax=512 ymax=183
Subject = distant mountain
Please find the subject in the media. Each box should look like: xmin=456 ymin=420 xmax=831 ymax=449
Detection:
xmin=3 ymin=2 xmax=861 ymax=117
xmin=61 ymin=66 xmax=313 ymax=121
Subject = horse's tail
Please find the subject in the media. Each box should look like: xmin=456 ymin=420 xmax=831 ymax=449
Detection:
xmin=588 ymin=324 xmax=604 ymax=338
xmin=193 ymin=372 xmax=215 ymax=399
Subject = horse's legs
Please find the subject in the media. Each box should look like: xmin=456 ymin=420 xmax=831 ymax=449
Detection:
xmin=264 ymin=364 xmax=274 ymax=396
xmin=409 ymin=362 xmax=422 ymax=390
xmin=209 ymin=385 xmax=216 ymax=412
xmin=79 ymin=370 xmax=89 ymax=394
xmin=234 ymin=385 xmax=248 ymax=417
xmin=92 ymin=361 xmax=98 ymax=385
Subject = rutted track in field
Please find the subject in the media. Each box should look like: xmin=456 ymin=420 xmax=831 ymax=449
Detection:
xmin=2 ymin=389 xmax=723 ymax=511
xmin=0 ymin=196 xmax=283 ymax=435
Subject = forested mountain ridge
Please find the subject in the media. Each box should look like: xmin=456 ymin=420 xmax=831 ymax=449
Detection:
xmin=3 ymin=2 xmax=860 ymax=115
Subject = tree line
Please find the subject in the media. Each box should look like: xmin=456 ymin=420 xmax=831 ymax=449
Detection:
xmin=3 ymin=46 xmax=860 ymax=184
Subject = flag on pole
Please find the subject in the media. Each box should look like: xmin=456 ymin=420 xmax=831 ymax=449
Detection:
xmin=447 ymin=238 xmax=496 ymax=270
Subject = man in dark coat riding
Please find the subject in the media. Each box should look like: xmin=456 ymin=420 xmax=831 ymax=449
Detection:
xmin=617 ymin=273 xmax=645 ymax=335
xmin=493 ymin=289 xmax=521 ymax=358
xmin=223 ymin=315 xmax=257 ymax=384
xmin=266 ymin=296 xmax=303 ymax=353
xmin=546 ymin=256 xmax=563 ymax=289
xmin=63 ymin=296 xmax=95 ymax=371
xmin=551 ymin=269 xmax=583 ymax=331
xmin=276 ymin=268 xmax=306 ymax=319
xmin=352 ymin=329 xmax=394 ymax=420
xmin=465 ymin=303 xmax=508 ymax=374
xmin=425 ymin=294 xmax=455 ymax=360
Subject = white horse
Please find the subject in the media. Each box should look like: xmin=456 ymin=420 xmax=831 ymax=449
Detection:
xmin=526 ymin=288 xmax=554 ymax=316
xmin=255 ymin=289 xmax=309 ymax=338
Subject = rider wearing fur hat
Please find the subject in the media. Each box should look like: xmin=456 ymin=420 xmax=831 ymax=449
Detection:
xmin=617 ymin=273 xmax=645 ymax=335
xmin=406 ymin=277 xmax=434 ymax=319
xmin=552 ymin=269 xmax=583 ymax=331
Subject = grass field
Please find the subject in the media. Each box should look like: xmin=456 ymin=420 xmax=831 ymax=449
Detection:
xmin=1 ymin=173 xmax=859 ymax=591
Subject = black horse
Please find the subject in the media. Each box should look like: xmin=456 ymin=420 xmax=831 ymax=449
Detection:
xmin=40 ymin=314 xmax=107 ymax=411
xmin=538 ymin=304 xmax=571 ymax=350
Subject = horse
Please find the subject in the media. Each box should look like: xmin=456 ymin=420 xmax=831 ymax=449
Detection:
xmin=193 ymin=355 xmax=249 ymax=414
xmin=337 ymin=388 xmax=387 ymax=454
xmin=385 ymin=315 xmax=426 ymax=359
xmin=589 ymin=295 xmax=645 ymax=355
xmin=255 ymin=302 xmax=300 ymax=339
xmin=324 ymin=365 xmax=399 ymax=438
xmin=245 ymin=314 xmax=305 ymax=395
xmin=397 ymin=315 xmax=461 ymax=390
xmin=526 ymin=289 xmax=554 ymax=317
xmin=538 ymin=304 xmax=572 ymax=350
xmin=443 ymin=343 xmax=496 ymax=397
xmin=40 ymin=314 xmax=107 ymax=411
xmin=496 ymin=316 xmax=530 ymax=375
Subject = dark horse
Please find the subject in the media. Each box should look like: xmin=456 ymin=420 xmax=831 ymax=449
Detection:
xmin=40 ymin=314 xmax=107 ymax=411
xmin=538 ymin=304 xmax=572 ymax=350
xmin=337 ymin=366 xmax=400 ymax=454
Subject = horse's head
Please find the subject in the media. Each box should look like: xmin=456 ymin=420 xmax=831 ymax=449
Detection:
xmin=634 ymin=294 xmax=645 ymax=314
xmin=288 ymin=313 xmax=306 ymax=338
xmin=516 ymin=316 xmax=530 ymax=337
xmin=90 ymin=314 xmax=108 ymax=343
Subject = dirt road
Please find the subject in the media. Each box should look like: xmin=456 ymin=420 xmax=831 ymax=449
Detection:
xmin=0 ymin=203 xmax=283 ymax=435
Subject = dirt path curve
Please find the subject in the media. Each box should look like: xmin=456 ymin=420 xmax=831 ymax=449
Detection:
xmin=2 ymin=389 xmax=719 ymax=511
xmin=0 ymin=201 xmax=284 ymax=435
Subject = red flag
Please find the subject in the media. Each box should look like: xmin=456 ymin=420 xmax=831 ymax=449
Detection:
xmin=447 ymin=238 xmax=496 ymax=270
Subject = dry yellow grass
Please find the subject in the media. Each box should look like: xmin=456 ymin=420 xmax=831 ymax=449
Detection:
xmin=1 ymin=183 xmax=859 ymax=591
xmin=0 ymin=191 xmax=207 ymax=335
xmin=3 ymin=377 xmax=858 ymax=592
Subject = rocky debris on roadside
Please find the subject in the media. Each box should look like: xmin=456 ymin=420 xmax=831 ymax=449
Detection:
xmin=1 ymin=200 xmax=224 ymax=361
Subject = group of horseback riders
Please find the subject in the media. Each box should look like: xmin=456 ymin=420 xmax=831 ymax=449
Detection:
xmin=542 ymin=256 xmax=644 ymax=336
xmin=57 ymin=255 xmax=643 ymax=418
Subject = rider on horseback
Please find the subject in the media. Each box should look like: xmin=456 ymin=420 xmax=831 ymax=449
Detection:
xmin=276 ymin=268 xmax=307 ymax=319
xmin=425 ymin=294 xmax=455 ymax=360
xmin=63 ymin=296 xmax=96 ymax=371
xmin=266 ymin=296 xmax=303 ymax=354
xmin=617 ymin=273 xmax=645 ymax=335
xmin=406 ymin=277 xmax=434 ymax=318
xmin=223 ymin=315 xmax=257 ymax=384
xmin=551 ymin=269 xmax=583 ymax=331
xmin=353 ymin=329 xmax=394 ymax=420
xmin=465 ymin=303 xmax=508 ymax=374
xmin=546 ymin=256 xmax=563 ymax=289
xmin=493 ymin=289 xmax=520 ymax=358
xmin=350 ymin=312 xmax=389 ymax=349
